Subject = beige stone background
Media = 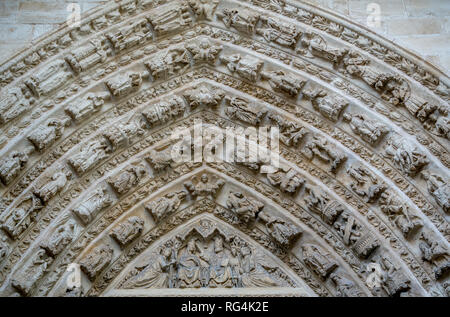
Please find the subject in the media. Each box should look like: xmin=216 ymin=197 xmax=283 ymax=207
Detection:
xmin=0 ymin=0 xmax=449 ymax=73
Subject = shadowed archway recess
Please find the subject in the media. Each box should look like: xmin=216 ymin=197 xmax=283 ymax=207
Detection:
xmin=0 ymin=0 xmax=449 ymax=297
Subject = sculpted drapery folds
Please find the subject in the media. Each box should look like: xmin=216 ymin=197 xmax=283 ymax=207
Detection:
xmin=0 ymin=0 xmax=448 ymax=298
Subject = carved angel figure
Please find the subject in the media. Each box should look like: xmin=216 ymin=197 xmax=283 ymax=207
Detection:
xmin=258 ymin=210 xmax=302 ymax=247
xmin=184 ymin=174 xmax=224 ymax=199
xmin=145 ymin=191 xmax=187 ymax=222
xmin=226 ymin=192 xmax=264 ymax=224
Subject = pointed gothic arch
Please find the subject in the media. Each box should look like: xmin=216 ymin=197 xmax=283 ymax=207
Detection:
xmin=0 ymin=0 xmax=449 ymax=297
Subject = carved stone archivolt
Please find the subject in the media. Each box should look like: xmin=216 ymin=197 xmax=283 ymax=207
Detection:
xmin=0 ymin=0 xmax=448 ymax=297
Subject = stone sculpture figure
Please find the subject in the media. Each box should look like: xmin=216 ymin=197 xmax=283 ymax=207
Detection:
xmin=146 ymin=2 xmax=192 ymax=36
xmin=65 ymin=92 xmax=110 ymax=123
xmin=33 ymin=170 xmax=71 ymax=203
xmin=301 ymin=243 xmax=338 ymax=278
xmin=303 ymin=136 xmax=347 ymax=173
xmin=346 ymin=164 xmax=386 ymax=203
xmin=105 ymin=71 xmax=147 ymax=98
xmin=24 ymin=59 xmax=73 ymax=97
xmin=80 ymin=244 xmax=114 ymax=281
xmin=379 ymin=192 xmax=423 ymax=238
xmin=0 ymin=87 xmax=32 ymax=125
xmin=183 ymin=85 xmax=224 ymax=109
xmin=343 ymin=113 xmax=389 ymax=145
xmin=267 ymin=112 xmax=308 ymax=146
xmin=0 ymin=147 xmax=33 ymax=185
xmin=184 ymin=174 xmax=224 ymax=199
xmin=106 ymin=19 xmax=152 ymax=52
xmin=224 ymin=96 xmax=267 ymax=125
xmin=374 ymin=255 xmax=411 ymax=297
xmin=145 ymin=148 xmax=175 ymax=172
xmin=1 ymin=194 xmax=43 ymax=239
xmin=141 ymin=96 xmax=186 ymax=127
xmin=421 ymin=171 xmax=449 ymax=213
xmin=300 ymin=32 xmax=348 ymax=65
xmin=145 ymin=191 xmax=187 ymax=222
xmin=41 ymin=220 xmax=77 ymax=257
xmin=217 ymin=9 xmax=259 ymax=34
xmin=145 ymin=48 xmax=190 ymax=80
xmin=68 ymin=138 xmax=112 ymax=175
xmin=102 ymin=117 xmax=146 ymax=149
xmin=330 ymin=272 xmax=361 ymax=297
xmin=226 ymin=192 xmax=264 ymax=224
xmin=107 ymin=164 xmax=147 ymax=195
xmin=418 ymin=230 xmax=450 ymax=279
xmin=188 ymin=0 xmax=219 ymax=21
xmin=122 ymin=244 xmax=177 ymax=289
xmin=258 ymin=210 xmax=302 ymax=247
xmin=304 ymin=186 xmax=345 ymax=225
xmin=110 ymin=216 xmax=144 ymax=246
xmin=384 ymin=137 xmax=429 ymax=177
xmin=303 ymin=88 xmax=348 ymax=122
xmin=186 ymin=38 xmax=223 ymax=65
xmin=65 ymin=37 xmax=110 ymax=73
xmin=27 ymin=117 xmax=71 ymax=152
xmin=256 ymin=16 xmax=301 ymax=48
xmin=220 ymin=54 xmax=264 ymax=82
xmin=72 ymin=186 xmax=113 ymax=224
xmin=11 ymin=248 xmax=53 ymax=296
xmin=265 ymin=167 xmax=305 ymax=194
xmin=261 ymin=70 xmax=306 ymax=96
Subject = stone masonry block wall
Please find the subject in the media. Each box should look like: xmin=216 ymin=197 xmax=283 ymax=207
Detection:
xmin=0 ymin=0 xmax=449 ymax=72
